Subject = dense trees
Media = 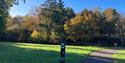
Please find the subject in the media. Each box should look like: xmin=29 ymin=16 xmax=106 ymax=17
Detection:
xmin=38 ymin=0 xmax=59 ymax=42
xmin=0 ymin=0 xmax=25 ymax=40
xmin=65 ymin=8 xmax=125 ymax=46
xmin=0 ymin=0 xmax=125 ymax=46
xmin=35 ymin=0 xmax=75 ymax=43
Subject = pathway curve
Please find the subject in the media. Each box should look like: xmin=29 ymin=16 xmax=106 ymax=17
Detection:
xmin=82 ymin=49 xmax=117 ymax=63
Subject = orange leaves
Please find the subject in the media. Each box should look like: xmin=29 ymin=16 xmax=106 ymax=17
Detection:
xmin=104 ymin=8 xmax=114 ymax=21
xmin=69 ymin=9 xmax=93 ymax=26
xmin=70 ymin=15 xmax=83 ymax=25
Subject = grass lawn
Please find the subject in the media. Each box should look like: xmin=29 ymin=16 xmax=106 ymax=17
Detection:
xmin=0 ymin=42 xmax=102 ymax=63
xmin=113 ymin=50 xmax=125 ymax=63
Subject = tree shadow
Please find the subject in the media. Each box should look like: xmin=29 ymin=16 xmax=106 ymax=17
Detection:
xmin=67 ymin=47 xmax=125 ymax=55
xmin=82 ymin=48 xmax=125 ymax=63
xmin=0 ymin=43 xmax=86 ymax=63
xmin=0 ymin=42 xmax=125 ymax=63
xmin=82 ymin=55 xmax=125 ymax=63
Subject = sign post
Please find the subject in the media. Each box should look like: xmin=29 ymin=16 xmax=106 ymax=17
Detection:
xmin=60 ymin=38 xmax=66 ymax=63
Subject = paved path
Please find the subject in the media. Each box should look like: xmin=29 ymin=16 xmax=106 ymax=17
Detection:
xmin=82 ymin=49 xmax=117 ymax=63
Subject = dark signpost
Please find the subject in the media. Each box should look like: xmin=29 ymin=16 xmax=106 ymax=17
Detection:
xmin=60 ymin=38 xmax=66 ymax=63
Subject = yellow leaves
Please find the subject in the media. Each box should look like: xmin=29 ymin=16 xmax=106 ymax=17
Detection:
xmin=31 ymin=30 xmax=40 ymax=38
xmin=69 ymin=12 xmax=93 ymax=26
xmin=64 ymin=22 xmax=70 ymax=33
xmin=64 ymin=24 xmax=68 ymax=31
xmin=31 ymin=30 xmax=49 ymax=40
xmin=104 ymin=8 xmax=114 ymax=21
xmin=88 ymin=14 xmax=92 ymax=20
xmin=84 ymin=14 xmax=89 ymax=21
xmin=70 ymin=15 xmax=83 ymax=25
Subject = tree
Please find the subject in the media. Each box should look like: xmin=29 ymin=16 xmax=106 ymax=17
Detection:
xmin=65 ymin=9 xmax=100 ymax=42
xmin=57 ymin=0 xmax=66 ymax=63
xmin=0 ymin=0 xmax=25 ymax=40
xmin=65 ymin=8 xmax=124 ymax=46
xmin=38 ymin=0 xmax=58 ymax=42
xmin=103 ymin=8 xmax=120 ymax=38
xmin=64 ymin=7 xmax=75 ymax=21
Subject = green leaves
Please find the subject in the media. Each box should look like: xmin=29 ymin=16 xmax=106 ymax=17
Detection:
xmin=0 ymin=0 xmax=25 ymax=41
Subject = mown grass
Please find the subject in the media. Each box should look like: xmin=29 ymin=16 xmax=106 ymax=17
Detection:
xmin=0 ymin=42 xmax=102 ymax=63
xmin=113 ymin=50 xmax=125 ymax=63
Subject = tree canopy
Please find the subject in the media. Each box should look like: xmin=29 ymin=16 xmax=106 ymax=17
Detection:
xmin=0 ymin=0 xmax=125 ymax=46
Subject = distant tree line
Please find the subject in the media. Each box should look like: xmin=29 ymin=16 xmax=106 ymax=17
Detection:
xmin=0 ymin=0 xmax=25 ymax=41
xmin=0 ymin=0 xmax=125 ymax=46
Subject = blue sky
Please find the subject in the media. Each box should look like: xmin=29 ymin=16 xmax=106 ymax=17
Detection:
xmin=10 ymin=0 xmax=125 ymax=17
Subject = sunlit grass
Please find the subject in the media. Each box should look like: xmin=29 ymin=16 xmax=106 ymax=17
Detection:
xmin=0 ymin=42 xmax=102 ymax=63
xmin=113 ymin=50 xmax=125 ymax=63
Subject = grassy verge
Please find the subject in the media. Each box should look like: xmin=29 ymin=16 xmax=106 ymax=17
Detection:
xmin=0 ymin=42 xmax=102 ymax=63
xmin=113 ymin=49 xmax=125 ymax=63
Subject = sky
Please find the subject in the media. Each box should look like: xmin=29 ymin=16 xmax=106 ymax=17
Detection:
xmin=10 ymin=0 xmax=125 ymax=17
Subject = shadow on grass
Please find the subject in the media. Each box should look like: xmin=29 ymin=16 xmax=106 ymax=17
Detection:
xmin=83 ymin=55 xmax=125 ymax=63
xmin=67 ymin=47 xmax=125 ymax=55
xmin=0 ymin=43 xmax=86 ymax=63
xmin=82 ymin=49 xmax=125 ymax=63
xmin=67 ymin=46 xmax=125 ymax=63
xmin=0 ymin=42 xmax=125 ymax=63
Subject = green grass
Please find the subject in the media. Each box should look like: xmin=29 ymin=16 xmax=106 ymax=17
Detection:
xmin=0 ymin=42 xmax=102 ymax=63
xmin=113 ymin=50 xmax=125 ymax=63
